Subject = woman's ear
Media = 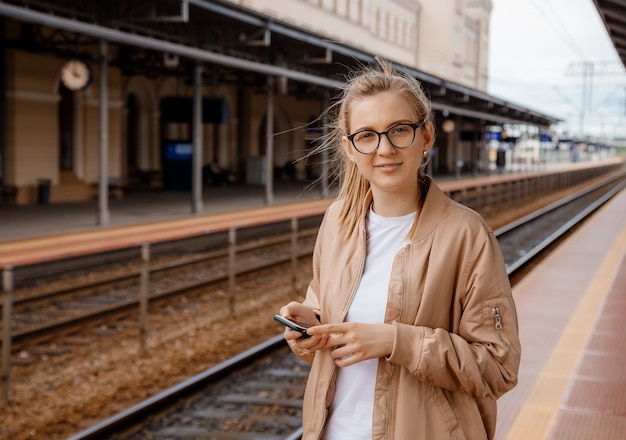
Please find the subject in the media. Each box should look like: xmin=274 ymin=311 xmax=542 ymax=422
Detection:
xmin=422 ymin=121 xmax=435 ymax=151
xmin=342 ymin=136 xmax=355 ymax=162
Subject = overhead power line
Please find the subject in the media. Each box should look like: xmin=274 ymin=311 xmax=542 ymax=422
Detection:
xmin=529 ymin=0 xmax=587 ymax=60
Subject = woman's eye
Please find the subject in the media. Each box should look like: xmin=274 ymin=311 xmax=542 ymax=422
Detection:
xmin=392 ymin=125 xmax=409 ymax=134
xmin=355 ymin=131 xmax=375 ymax=141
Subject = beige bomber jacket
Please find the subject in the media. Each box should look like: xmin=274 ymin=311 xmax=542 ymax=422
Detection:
xmin=295 ymin=177 xmax=521 ymax=440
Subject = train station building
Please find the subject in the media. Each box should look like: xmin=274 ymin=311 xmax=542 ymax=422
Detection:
xmin=0 ymin=0 xmax=562 ymax=212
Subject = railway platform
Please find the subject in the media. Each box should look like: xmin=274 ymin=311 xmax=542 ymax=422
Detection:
xmin=0 ymin=158 xmax=623 ymax=248
xmin=0 ymin=181 xmax=327 ymax=243
xmin=496 ymin=185 xmax=626 ymax=439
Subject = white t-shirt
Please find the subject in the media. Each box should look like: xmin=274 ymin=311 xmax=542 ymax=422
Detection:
xmin=323 ymin=207 xmax=415 ymax=439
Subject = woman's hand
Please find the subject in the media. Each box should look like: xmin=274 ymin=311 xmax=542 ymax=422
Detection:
xmin=278 ymin=302 xmax=327 ymax=353
xmin=306 ymin=322 xmax=395 ymax=367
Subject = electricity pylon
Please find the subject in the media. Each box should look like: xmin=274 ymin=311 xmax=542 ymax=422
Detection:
xmin=565 ymin=61 xmax=624 ymax=136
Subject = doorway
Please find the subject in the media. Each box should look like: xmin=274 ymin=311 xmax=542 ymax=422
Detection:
xmin=126 ymin=93 xmax=140 ymax=181
xmin=58 ymin=84 xmax=74 ymax=171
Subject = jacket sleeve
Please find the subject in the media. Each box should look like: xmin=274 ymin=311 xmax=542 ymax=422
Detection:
xmin=387 ymin=231 xmax=521 ymax=400
xmin=283 ymin=210 xmax=327 ymax=363
xmin=302 ymin=212 xmax=325 ymax=316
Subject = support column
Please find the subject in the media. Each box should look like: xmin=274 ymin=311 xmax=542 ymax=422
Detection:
xmin=264 ymin=76 xmax=274 ymax=205
xmin=472 ymin=121 xmax=479 ymax=177
xmin=0 ymin=17 xmax=6 ymax=198
xmin=453 ymin=117 xmax=462 ymax=179
xmin=97 ymin=39 xmax=110 ymax=225
xmin=192 ymin=63 xmax=203 ymax=214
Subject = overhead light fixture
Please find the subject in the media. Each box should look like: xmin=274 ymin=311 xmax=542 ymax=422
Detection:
xmin=442 ymin=119 xmax=455 ymax=133
xmin=164 ymin=53 xmax=179 ymax=68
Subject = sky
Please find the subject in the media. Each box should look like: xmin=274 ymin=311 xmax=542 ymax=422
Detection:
xmin=488 ymin=0 xmax=626 ymax=140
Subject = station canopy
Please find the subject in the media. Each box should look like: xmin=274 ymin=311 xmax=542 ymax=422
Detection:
xmin=593 ymin=0 xmax=626 ymax=70
xmin=0 ymin=0 xmax=560 ymax=128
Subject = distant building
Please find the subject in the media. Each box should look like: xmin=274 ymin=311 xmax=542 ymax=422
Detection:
xmin=226 ymin=0 xmax=492 ymax=91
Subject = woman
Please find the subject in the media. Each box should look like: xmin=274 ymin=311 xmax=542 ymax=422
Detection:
xmin=278 ymin=58 xmax=520 ymax=440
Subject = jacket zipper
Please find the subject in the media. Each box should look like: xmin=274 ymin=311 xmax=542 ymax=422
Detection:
xmin=493 ymin=307 xmax=502 ymax=330
xmin=340 ymin=225 xmax=368 ymax=320
xmin=317 ymin=226 xmax=368 ymax=439
xmin=492 ymin=306 xmax=509 ymax=361
xmin=384 ymin=244 xmax=409 ymax=437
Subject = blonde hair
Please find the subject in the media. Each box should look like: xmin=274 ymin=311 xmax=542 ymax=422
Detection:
xmin=312 ymin=57 xmax=434 ymax=238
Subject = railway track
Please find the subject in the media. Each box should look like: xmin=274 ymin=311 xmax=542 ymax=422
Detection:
xmin=69 ymin=336 xmax=308 ymax=440
xmin=497 ymin=172 xmax=626 ymax=276
xmin=65 ymin=175 xmax=626 ymax=440
xmin=2 ymin=218 xmax=322 ymax=349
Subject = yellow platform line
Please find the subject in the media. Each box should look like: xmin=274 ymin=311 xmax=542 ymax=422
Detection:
xmin=505 ymin=222 xmax=626 ymax=440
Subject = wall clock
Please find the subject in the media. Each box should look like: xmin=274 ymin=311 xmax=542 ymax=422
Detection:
xmin=60 ymin=59 xmax=92 ymax=91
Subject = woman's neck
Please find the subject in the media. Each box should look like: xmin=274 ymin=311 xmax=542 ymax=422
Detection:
xmin=370 ymin=191 xmax=418 ymax=217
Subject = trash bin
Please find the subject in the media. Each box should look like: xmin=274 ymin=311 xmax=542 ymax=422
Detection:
xmin=1 ymin=184 xmax=18 ymax=205
xmin=496 ymin=149 xmax=506 ymax=169
xmin=37 ymin=179 xmax=51 ymax=204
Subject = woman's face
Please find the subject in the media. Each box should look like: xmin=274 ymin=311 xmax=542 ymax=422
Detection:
xmin=342 ymin=91 xmax=434 ymax=200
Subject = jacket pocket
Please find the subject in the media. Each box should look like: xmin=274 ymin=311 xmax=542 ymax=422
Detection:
xmin=429 ymin=384 xmax=459 ymax=434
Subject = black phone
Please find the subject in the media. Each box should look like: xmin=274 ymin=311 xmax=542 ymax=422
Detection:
xmin=273 ymin=314 xmax=310 ymax=338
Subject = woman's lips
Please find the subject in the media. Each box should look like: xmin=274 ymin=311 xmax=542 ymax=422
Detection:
xmin=375 ymin=162 xmax=401 ymax=171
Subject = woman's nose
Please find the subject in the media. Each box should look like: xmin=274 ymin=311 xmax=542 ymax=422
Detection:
xmin=377 ymin=134 xmax=396 ymax=154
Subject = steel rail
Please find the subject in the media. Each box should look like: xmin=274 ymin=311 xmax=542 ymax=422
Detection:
xmin=501 ymin=178 xmax=626 ymax=276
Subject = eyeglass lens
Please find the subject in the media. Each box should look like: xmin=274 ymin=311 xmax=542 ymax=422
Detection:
xmin=352 ymin=124 xmax=416 ymax=153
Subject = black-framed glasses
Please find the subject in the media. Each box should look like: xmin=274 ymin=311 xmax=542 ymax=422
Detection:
xmin=346 ymin=119 xmax=428 ymax=154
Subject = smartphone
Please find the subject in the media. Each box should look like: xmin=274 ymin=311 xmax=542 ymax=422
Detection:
xmin=273 ymin=314 xmax=310 ymax=338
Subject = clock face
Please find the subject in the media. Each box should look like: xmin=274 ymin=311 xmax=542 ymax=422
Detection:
xmin=60 ymin=60 xmax=92 ymax=91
